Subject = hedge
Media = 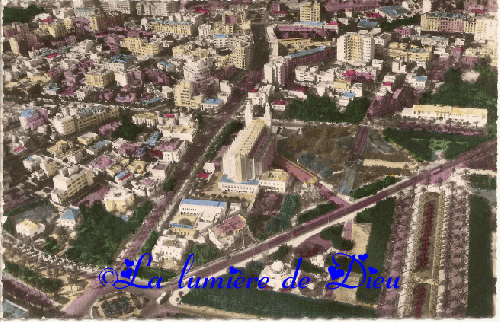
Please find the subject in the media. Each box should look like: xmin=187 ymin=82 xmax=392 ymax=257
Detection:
xmin=293 ymin=258 xmax=324 ymax=275
xmin=320 ymin=225 xmax=354 ymax=251
xmin=141 ymin=231 xmax=159 ymax=255
xmin=181 ymin=285 xmax=378 ymax=318
xmin=297 ymin=203 xmax=337 ymax=224
xmin=136 ymin=266 xmax=177 ymax=282
xmin=272 ymin=245 xmax=291 ymax=261
xmin=356 ymin=198 xmax=395 ymax=303
xmin=286 ymin=95 xmax=370 ymax=124
xmin=352 ymin=176 xmax=398 ymax=199
xmin=469 ymin=174 xmax=496 ymax=190
xmin=467 ymin=196 xmax=494 ymax=317
xmin=3 ymin=218 xmax=16 ymax=235
xmin=185 ymin=243 xmax=218 ymax=265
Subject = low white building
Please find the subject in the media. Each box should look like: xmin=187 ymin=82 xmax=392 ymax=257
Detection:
xmin=219 ymin=175 xmax=260 ymax=194
xmin=259 ymin=169 xmax=291 ymax=193
xmin=152 ymin=235 xmax=189 ymax=262
xmin=57 ymin=207 xmax=82 ymax=231
xmin=201 ymin=98 xmax=224 ymax=111
xmin=148 ymin=162 xmax=169 ymax=179
xmin=161 ymin=125 xmax=197 ymax=142
xmin=400 ymin=105 xmax=488 ymax=129
xmin=104 ymin=188 xmax=135 ymax=213
xmin=259 ymin=261 xmax=293 ymax=290
xmin=16 ymin=219 xmax=45 ymax=237
xmin=131 ymin=177 xmax=163 ymax=197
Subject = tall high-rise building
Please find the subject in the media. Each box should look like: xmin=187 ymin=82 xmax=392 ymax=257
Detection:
xmin=222 ymin=102 xmax=275 ymax=183
xmin=102 ymin=0 xmax=135 ymax=14
xmin=229 ymin=41 xmax=252 ymax=70
xmin=337 ymin=32 xmax=375 ymax=63
xmin=300 ymin=1 xmax=321 ymax=22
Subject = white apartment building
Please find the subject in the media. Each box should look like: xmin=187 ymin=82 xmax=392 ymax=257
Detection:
xmin=102 ymin=0 xmax=134 ymax=14
xmin=52 ymin=115 xmax=77 ymax=136
xmin=51 ymin=166 xmax=94 ymax=204
xmin=337 ymin=32 xmax=375 ymax=63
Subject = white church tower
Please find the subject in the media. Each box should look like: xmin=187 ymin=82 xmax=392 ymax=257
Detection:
xmin=245 ymin=100 xmax=253 ymax=128
xmin=264 ymin=101 xmax=272 ymax=128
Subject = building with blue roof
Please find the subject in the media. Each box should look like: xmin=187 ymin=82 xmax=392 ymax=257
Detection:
xmin=105 ymin=54 xmax=135 ymax=72
xmin=376 ymin=6 xmax=409 ymax=20
xmin=358 ymin=19 xmax=379 ymax=29
xmin=181 ymin=198 xmax=227 ymax=208
xmin=201 ymin=98 xmax=223 ymax=111
xmin=57 ymin=207 xmax=82 ymax=230
xmin=20 ymin=109 xmax=36 ymax=118
xmin=289 ymin=46 xmax=324 ymax=59
xmin=219 ymin=174 xmax=260 ymax=194
xmin=175 ymin=198 xmax=228 ymax=231
xmin=344 ymin=92 xmax=356 ymax=99
xmin=19 ymin=107 xmax=48 ymax=131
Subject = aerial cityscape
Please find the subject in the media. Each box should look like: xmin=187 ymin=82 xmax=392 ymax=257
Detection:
xmin=1 ymin=0 xmax=497 ymax=319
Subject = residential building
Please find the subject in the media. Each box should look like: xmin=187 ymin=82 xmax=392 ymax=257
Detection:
xmin=51 ymin=166 xmax=94 ymax=203
xmin=131 ymin=177 xmax=163 ymax=197
xmin=300 ymin=2 xmax=321 ymax=22
xmin=389 ymin=42 xmax=433 ymax=62
xmin=133 ymin=112 xmax=158 ymax=127
xmin=121 ymin=37 xmax=161 ymax=56
xmin=209 ymin=215 xmax=247 ymax=249
xmin=102 ymin=0 xmax=134 ymax=14
xmin=52 ymin=105 xmax=119 ymax=136
xmin=104 ymin=188 xmax=135 ymax=213
xmin=184 ymin=58 xmax=211 ymax=94
xmin=201 ymin=98 xmax=223 ymax=111
xmin=264 ymin=46 xmax=336 ymax=87
xmin=150 ymin=20 xmax=195 ymax=36
xmin=161 ymin=124 xmax=197 ymax=142
xmin=104 ymin=54 xmax=135 ymax=72
xmin=229 ymin=41 xmax=252 ymax=70
xmin=259 ymin=169 xmax=292 ymax=193
xmin=155 ymin=138 xmax=187 ymax=163
xmin=86 ymin=69 xmax=115 ymax=88
xmin=174 ymin=81 xmax=204 ymax=109
xmin=90 ymin=13 xmax=124 ymax=32
xmin=337 ymin=32 xmax=375 ymax=63
xmin=47 ymin=140 xmax=75 ymax=157
xmin=136 ymin=1 xmax=179 ymax=16
xmin=39 ymin=20 xmax=68 ymax=38
xmin=77 ymin=132 xmax=99 ymax=146
xmin=19 ymin=107 xmax=48 ymax=131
